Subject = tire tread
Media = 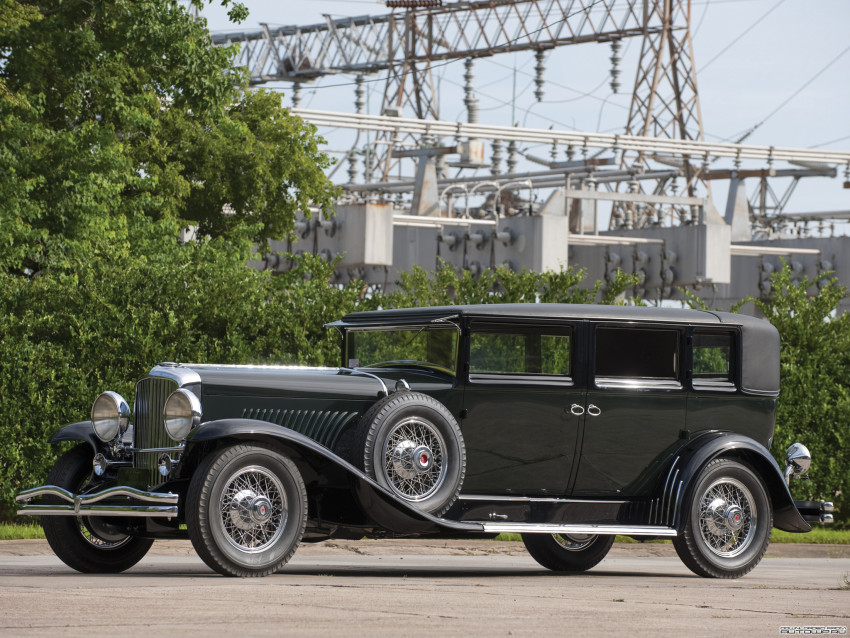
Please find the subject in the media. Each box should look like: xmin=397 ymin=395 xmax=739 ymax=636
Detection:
xmin=672 ymin=458 xmax=772 ymax=579
xmin=186 ymin=443 xmax=307 ymax=578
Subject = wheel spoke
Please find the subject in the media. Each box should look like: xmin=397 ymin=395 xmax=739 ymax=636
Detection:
xmin=697 ymin=477 xmax=756 ymax=558
xmin=218 ymin=465 xmax=287 ymax=554
xmin=382 ymin=417 xmax=447 ymax=501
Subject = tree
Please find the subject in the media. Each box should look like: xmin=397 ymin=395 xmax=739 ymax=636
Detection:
xmin=0 ymin=0 xmax=336 ymax=275
xmin=686 ymin=266 xmax=850 ymax=524
xmin=747 ymin=266 xmax=850 ymax=525
xmin=384 ymin=261 xmax=639 ymax=308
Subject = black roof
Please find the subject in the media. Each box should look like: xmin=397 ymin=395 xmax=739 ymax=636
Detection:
xmin=338 ymin=303 xmax=745 ymax=326
xmin=332 ymin=303 xmax=780 ymax=396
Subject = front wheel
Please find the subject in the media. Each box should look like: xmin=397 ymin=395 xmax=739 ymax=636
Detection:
xmin=41 ymin=445 xmax=153 ymax=573
xmin=186 ymin=444 xmax=307 ymax=577
xmin=522 ymin=533 xmax=614 ymax=572
xmin=673 ymin=458 xmax=772 ymax=578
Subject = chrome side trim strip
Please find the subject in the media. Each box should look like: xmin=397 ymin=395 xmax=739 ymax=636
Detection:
xmin=17 ymin=505 xmax=178 ymax=517
xmin=672 ymin=479 xmax=684 ymax=527
xmin=339 ymin=367 xmax=389 ymax=396
xmin=459 ymin=494 xmax=627 ymax=504
xmin=661 ymin=457 xmax=678 ymax=523
xmin=481 ymin=522 xmax=677 ymax=536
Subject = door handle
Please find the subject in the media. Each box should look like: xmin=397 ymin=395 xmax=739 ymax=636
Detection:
xmin=570 ymin=404 xmax=585 ymax=416
xmin=587 ymin=404 xmax=602 ymax=417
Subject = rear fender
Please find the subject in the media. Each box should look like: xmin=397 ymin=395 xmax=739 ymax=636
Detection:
xmin=185 ymin=419 xmax=481 ymax=535
xmin=671 ymin=432 xmax=811 ymax=533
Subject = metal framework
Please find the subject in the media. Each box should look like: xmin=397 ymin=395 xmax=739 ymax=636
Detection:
xmin=291 ymin=109 xmax=850 ymax=167
xmin=212 ymin=0 xmax=702 ymax=182
xmin=211 ymin=1 xmax=656 ymax=83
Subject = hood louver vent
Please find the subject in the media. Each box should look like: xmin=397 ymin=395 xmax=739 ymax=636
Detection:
xmin=241 ymin=408 xmax=357 ymax=450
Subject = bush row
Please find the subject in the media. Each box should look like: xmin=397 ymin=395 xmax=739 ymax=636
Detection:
xmin=1 ymin=229 xmax=846 ymax=523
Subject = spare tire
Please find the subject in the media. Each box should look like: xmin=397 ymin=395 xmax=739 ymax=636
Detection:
xmin=357 ymin=391 xmax=465 ymax=516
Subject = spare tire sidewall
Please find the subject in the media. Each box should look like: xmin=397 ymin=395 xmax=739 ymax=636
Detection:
xmin=361 ymin=392 xmax=465 ymax=516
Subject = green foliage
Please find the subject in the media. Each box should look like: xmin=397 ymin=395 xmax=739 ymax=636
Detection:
xmin=0 ymin=236 xmax=636 ymax=519
xmin=384 ymin=261 xmax=639 ymax=308
xmin=0 ymin=220 xmax=365 ymax=517
xmin=0 ymin=0 xmax=337 ymax=276
xmin=684 ymin=269 xmax=849 ymax=523
xmin=745 ymin=265 xmax=850 ymax=524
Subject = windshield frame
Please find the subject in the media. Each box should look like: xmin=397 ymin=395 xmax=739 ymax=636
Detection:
xmin=343 ymin=323 xmax=461 ymax=377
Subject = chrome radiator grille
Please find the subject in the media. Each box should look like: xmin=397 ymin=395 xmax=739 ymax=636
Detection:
xmin=134 ymin=376 xmax=178 ymax=486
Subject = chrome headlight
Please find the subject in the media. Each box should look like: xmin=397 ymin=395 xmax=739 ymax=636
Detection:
xmin=91 ymin=392 xmax=131 ymax=442
xmin=163 ymin=389 xmax=202 ymax=442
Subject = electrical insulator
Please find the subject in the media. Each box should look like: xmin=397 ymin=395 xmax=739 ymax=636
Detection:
xmin=609 ymin=40 xmax=622 ymax=94
xmin=385 ymin=0 xmax=442 ymax=7
xmin=463 ymin=58 xmax=479 ymax=124
xmin=534 ymin=50 xmax=545 ymax=102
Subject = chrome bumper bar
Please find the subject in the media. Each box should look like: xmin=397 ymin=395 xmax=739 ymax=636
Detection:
xmin=793 ymin=499 xmax=835 ymax=525
xmin=16 ymin=485 xmax=179 ymax=518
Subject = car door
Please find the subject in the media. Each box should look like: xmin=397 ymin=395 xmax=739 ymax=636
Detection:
xmin=460 ymin=319 xmax=586 ymax=496
xmin=572 ymin=322 xmax=688 ymax=498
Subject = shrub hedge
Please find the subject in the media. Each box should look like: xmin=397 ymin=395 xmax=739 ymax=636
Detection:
xmin=1 ymin=234 xmax=846 ymax=525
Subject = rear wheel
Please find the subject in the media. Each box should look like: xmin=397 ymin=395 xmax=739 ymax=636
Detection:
xmin=522 ymin=533 xmax=614 ymax=572
xmin=41 ymin=445 xmax=153 ymax=573
xmin=187 ymin=444 xmax=307 ymax=577
xmin=673 ymin=458 xmax=772 ymax=578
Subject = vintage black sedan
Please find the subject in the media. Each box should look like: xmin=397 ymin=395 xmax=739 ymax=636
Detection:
xmin=16 ymin=304 xmax=833 ymax=578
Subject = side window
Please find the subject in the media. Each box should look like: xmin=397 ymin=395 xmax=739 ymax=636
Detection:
xmin=692 ymin=331 xmax=736 ymax=391
xmin=594 ymin=327 xmax=680 ymax=389
xmin=469 ymin=325 xmax=572 ymax=380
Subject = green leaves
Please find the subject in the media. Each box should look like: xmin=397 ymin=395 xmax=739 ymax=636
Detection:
xmin=384 ymin=261 xmax=638 ymax=308
xmin=740 ymin=264 xmax=850 ymax=525
xmin=0 ymin=0 xmax=336 ymax=276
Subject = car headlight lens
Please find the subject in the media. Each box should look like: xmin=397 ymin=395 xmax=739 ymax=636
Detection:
xmin=91 ymin=392 xmax=131 ymax=442
xmin=163 ymin=389 xmax=202 ymax=441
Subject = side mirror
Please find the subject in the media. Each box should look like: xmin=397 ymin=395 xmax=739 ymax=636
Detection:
xmin=784 ymin=442 xmax=811 ymax=485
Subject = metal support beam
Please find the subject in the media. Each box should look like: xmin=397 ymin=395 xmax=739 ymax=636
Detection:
xmin=294 ymin=109 xmax=850 ymax=166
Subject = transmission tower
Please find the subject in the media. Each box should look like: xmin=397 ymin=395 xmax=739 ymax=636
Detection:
xmin=622 ymin=0 xmax=705 ymax=213
xmin=213 ymin=0 xmax=704 ymax=186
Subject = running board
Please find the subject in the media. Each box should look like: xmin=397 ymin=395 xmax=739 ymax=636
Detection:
xmin=479 ymin=522 xmax=678 ymax=536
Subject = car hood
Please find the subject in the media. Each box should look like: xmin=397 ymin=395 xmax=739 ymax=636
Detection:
xmin=151 ymin=363 xmax=453 ymax=399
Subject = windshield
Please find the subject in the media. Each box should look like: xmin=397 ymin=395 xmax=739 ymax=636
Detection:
xmin=345 ymin=326 xmax=459 ymax=376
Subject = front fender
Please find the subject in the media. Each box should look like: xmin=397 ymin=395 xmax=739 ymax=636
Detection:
xmin=673 ymin=431 xmax=811 ymax=533
xmin=186 ymin=418 xmax=481 ymax=535
xmin=50 ymin=421 xmax=99 ymax=450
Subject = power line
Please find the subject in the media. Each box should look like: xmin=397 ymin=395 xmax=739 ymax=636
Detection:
xmin=700 ymin=0 xmax=786 ymax=71
xmin=756 ymin=44 xmax=850 ymax=129
xmin=809 ymin=134 xmax=850 ymax=149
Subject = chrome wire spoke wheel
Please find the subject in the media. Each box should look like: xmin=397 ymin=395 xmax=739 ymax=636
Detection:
xmin=382 ymin=416 xmax=447 ymax=501
xmin=78 ymin=518 xmax=132 ymax=549
xmin=552 ymin=534 xmax=597 ymax=552
xmin=218 ymin=465 xmax=287 ymax=553
xmin=697 ymin=477 xmax=756 ymax=558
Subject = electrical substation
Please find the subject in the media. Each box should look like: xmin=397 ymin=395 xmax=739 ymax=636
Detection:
xmin=211 ymin=1 xmax=850 ymax=313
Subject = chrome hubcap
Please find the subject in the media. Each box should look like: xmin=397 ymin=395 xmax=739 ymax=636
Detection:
xmin=219 ymin=466 xmax=286 ymax=553
xmin=698 ymin=478 xmax=756 ymax=558
xmin=553 ymin=533 xmax=597 ymax=552
xmin=383 ymin=417 xmax=446 ymax=501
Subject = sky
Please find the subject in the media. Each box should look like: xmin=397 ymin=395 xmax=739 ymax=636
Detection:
xmin=200 ymin=0 xmax=850 ymax=226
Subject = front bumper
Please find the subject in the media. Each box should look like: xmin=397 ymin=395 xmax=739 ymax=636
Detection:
xmin=794 ymin=499 xmax=835 ymax=524
xmin=16 ymin=485 xmax=178 ymax=518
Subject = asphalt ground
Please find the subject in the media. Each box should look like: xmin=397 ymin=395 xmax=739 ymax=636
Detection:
xmin=0 ymin=539 xmax=848 ymax=637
